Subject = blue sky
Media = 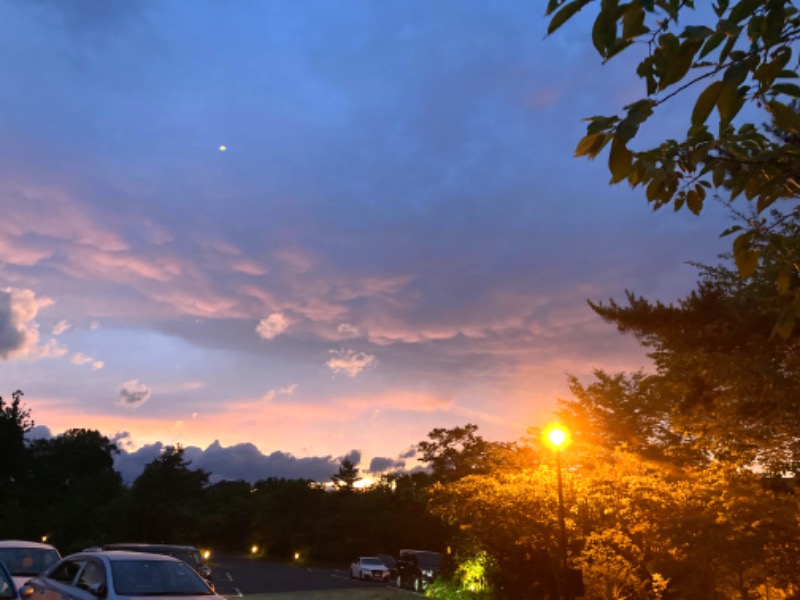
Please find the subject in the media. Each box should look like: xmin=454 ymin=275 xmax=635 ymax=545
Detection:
xmin=0 ymin=1 xmax=730 ymax=483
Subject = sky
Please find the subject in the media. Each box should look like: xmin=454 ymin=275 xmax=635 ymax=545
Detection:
xmin=0 ymin=0 xmax=732 ymax=484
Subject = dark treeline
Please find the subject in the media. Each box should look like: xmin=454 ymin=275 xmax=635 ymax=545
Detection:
xmin=0 ymin=390 xmax=451 ymax=562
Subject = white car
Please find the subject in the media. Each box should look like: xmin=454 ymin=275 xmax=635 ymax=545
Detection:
xmin=349 ymin=556 xmax=390 ymax=581
xmin=20 ymin=550 xmax=221 ymax=600
xmin=0 ymin=540 xmax=61 ymax=590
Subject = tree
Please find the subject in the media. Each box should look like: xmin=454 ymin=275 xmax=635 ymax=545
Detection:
xmin=330 ymin=457 xmax=361 ymax=492
xmin=0 ymin=389 xmax=33 ymax=482
xmin=129 ymin=445 xmax=210 ymax=543
xmin=546 ymin=1 xmax=800 ymax=334
xmin=584 ymin=243 xmax=800 ymax=473
xmin=417 ymin=423 xmax=512 ymax=482
xmin=428 ymin=438 xmax=800 ymax=599
xmin=26 ymin=429 xmax=123 ymax=551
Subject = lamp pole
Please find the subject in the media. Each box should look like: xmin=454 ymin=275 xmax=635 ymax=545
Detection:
xmin=545 ymin=424 xmax=572 ymax=600
xmin=555 ymin=448 xmax=571 ymax=600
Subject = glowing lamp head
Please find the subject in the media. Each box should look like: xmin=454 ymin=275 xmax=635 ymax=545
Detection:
xmin=544 ymin=424 xmax=571 ymax=451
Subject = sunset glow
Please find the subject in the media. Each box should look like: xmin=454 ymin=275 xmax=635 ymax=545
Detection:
xmin=0 ymin=1 xmax=728 ymax=484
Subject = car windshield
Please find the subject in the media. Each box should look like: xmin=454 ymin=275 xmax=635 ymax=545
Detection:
xmin=415 ymin=553 xmax=441 ymax=569
xmin=361 ymin=558 xmax=383 ymax=566
xmin=0 ymin=548 xmax=60 ymax=577
xmin=111 ymin=560 xmax=214 ymax=596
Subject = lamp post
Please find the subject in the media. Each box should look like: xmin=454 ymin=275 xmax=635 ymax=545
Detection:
xmin=544 ymin=424 xmax=572 ymax=600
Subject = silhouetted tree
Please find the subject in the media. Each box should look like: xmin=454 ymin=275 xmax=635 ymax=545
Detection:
xmin=26 ymin=429 xmax=123 ymax=552
xmin=418 ymin=423 xmax=511 ymax=482
xmin=330 ymin=457 xmax=360 ymax=492
xmin=0 ymin=390 xmax=32 ymax=483
xmin=129 ymin=445 xmax=209 ymax=544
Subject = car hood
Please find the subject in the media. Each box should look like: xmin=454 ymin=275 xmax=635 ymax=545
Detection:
xmin=12 ymin=576 xmax=32 ymax=590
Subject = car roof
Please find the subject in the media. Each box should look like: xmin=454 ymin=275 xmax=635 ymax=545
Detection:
xmin=71 ymin=551 xmax=184 ymax=563
xmin=0 ymin=540 xmax=59 ymax=551
xmin=103 ymin=544 xmax=197 ymax=551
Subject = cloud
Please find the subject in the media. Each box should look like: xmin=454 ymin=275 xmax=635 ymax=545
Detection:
xmin=0 ymin=288 xmax=56 ymax=360
xmin=337 ymin=322 xmax=360 ymax=337
xmin=256 ymin=313 xmax=289 ymax=340
xmin=117 ymin=380 xmax=151 ymax=409
xmin=399 ymin=446 xmax=417 ymax=460
xmin=52 ymin=320 xmax=71 ymax=335
xmin=71 ymin=352 xmax=104 ymax=370
xmin=326 ymin=348 xmax=377 ymax=377
xmin=261 ymin=384 xmax=298 ymax=403
xmin=112 ymin=440 xmax=355 ymax=485
xmin=26 ymin=425 xmax=53 ymax=441
xmin=369 ymin=456 xmax=404 ymax=473
xmin=341 ymin=449 xmax=361 ymax=466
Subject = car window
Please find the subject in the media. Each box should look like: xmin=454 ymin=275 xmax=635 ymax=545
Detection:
xmin=48 ymin=560 xmax=83 ymax=585
xmin=76 ymin=560 xmax=106 ymax=593
xmin=111 ymin=560 xmax=212 ymax=596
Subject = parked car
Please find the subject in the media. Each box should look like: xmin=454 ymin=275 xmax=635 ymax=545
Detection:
xmin=375 ymin=554 xmax=397 ymax=578
xmin=100 ymin=544 xmax=212 ymax=582
xmin=349 ymin=557 xmax=391 ymax=581
xmin=19 ymin=550 xmax=221 ymax=600
xmin=395 ymin=549 xmax=442 ymax=592
xmin=0 ymin=540 xmax=61 ymax=590
xmin=0 ymin=560 xmax=19 ymax=600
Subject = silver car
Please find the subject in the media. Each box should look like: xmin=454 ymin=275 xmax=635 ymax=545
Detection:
xmin=0 ymin=540 xmax=61 ymax=590
xmin=20 ymin=551 xmax=222 ymax=600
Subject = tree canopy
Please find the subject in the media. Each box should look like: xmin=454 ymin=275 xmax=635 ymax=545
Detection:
xmin=547 ymin=0 xmax=800 ymax=334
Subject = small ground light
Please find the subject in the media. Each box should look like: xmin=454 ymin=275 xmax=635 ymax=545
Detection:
xmin=203 ymin=550 xmax=211 ymax=561
xmin=293 ymin=552 xmax=300 ymax=561
xmin=41 ymin=536 xmax=48 ymax=543
xmin=250 ymin=545 xmax=259 ymax=555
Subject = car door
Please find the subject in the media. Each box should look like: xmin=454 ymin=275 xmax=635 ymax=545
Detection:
xmin=28 ymin=558 xmax=83 ymax=600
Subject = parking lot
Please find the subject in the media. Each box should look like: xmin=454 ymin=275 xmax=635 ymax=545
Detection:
xmin=240 ymin=590 xmax=412 ymax=600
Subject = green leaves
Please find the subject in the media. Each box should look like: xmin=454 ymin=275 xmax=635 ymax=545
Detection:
xmin=546 ymin=0 xmax=592 ymax=35
xmin=609 ymin=137 xmax=633 ymax=182
xmin=768 ymin=100 xmax=800 ymax=134
xmin=575 ymin=132 xmax=610 ymax=158
xmin=692 ymin=81 xmax=723 ymax=127
xmin=659 ymin=38 xmax=703 ymax=90
xmin=553 ymin=0 xmax=800 ymax=333
xmin=732 ymin=232 xmax=760 ymax=278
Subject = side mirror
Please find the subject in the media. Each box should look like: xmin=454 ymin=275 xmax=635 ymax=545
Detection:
xmin=88 ymin=583 xmax=107 ymax=599
xmin=18 ymin=585 xmax=35 ymax=600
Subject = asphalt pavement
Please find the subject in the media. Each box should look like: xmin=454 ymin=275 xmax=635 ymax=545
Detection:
xmin=209 ymin=554 xmax=417 ymax=598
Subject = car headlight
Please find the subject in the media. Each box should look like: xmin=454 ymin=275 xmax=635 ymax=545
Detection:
xmin=422 ymin=569 xmax=433 ymax=578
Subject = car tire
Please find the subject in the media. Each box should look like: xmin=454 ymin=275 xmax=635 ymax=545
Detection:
xmin=350 ymin=569 xmax=355 ymax=579
xmin=413 ymin=577 xmax=422 ymax=592
xmin=396 ymin=574 xmax=403 ymax=588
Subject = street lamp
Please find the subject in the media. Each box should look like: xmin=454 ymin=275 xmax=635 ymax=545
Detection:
xmin=543 ymin=423 xmax=572 ymax=600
